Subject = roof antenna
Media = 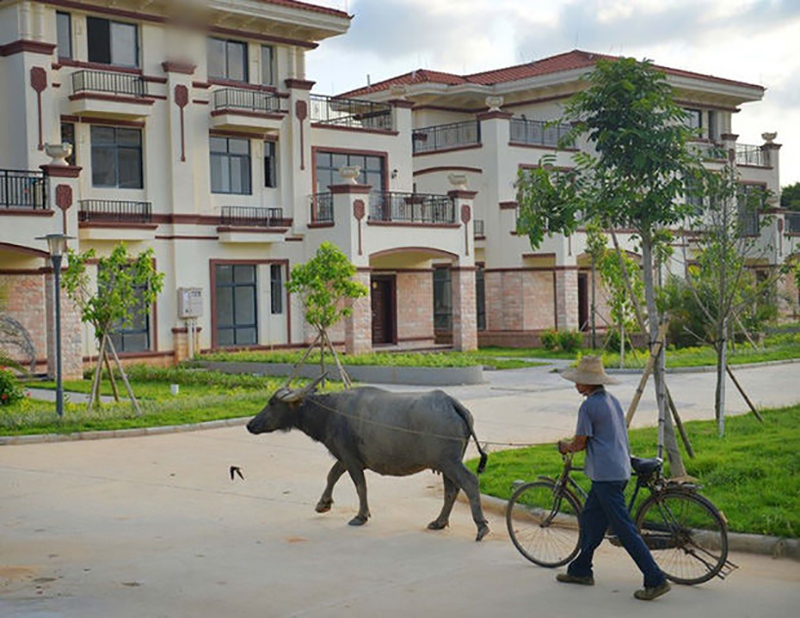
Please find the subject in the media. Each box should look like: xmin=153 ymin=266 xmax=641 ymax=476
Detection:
xmin=367 ymin=73 xmax=371 ymax=88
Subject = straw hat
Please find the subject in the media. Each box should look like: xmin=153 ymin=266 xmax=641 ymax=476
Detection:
xmin=560 ymin=355 xmax=619 ymax=385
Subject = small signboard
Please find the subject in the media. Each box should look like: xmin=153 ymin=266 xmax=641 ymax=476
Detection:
xmin=178 ymin=287 xmax=203 ymax=319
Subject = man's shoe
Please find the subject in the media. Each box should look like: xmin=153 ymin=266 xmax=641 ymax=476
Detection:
xmin=634 ymin=581 xmax=671 ymax=601
xmin=556 ymin=573 xmax=595 ymax=586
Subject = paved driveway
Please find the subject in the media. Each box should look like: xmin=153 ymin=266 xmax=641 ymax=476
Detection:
xmin=1 ymin=363 xmax=798 ymax=617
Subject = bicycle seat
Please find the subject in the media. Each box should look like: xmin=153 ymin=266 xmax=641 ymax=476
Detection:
xmin=631 ymin=457 xmax=662 ymax=476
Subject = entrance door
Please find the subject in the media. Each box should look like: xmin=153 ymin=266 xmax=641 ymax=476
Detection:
xmin=578 ymin=273 xmax=589 ymax=332
xmin=371 ymin=275 xmax=395 ymax=344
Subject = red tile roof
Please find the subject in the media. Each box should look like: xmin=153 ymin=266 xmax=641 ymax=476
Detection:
xmin=258 ymin=0 xmax=350 ymax=20
xmin=341 ymin=50 xmax=764 ymax=97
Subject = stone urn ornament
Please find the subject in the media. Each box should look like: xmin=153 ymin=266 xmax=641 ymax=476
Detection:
xmin=761 ymin=132 xmax=777 ymax=144
xmin=45 ymin=142 xmax=73 ymax=166
xmin=338 ymin=165 xmax=362 ymax=185
xmin=485 ymin=96 xmax=504 ymax=112
xmin=448 ymin=173 xmax=468 ymax=189
xmin=390 ymin=84 xmax=408 ymax=99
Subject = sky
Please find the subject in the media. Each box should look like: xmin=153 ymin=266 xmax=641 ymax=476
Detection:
xmin=305 ymin=0 xmax=800 ymax=188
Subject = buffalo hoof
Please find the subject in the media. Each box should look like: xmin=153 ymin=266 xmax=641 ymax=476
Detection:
xmin=427 ymin=520 xmax=448 ymax=531
xmin=348 ymin=515 xmax=368 ymax=526
xmin=475 ymin=523 xmax=490 ymax=542
xmin=315 ymin=499 xmax=333 ymax=513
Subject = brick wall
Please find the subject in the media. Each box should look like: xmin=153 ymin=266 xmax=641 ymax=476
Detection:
xmin=345 ymin=271 xmax=372 ymax=355
xmin=397 ymin=271 xmax=434 ymax=343
xmin=452 ymin=268 xmax=477 ymax=351
xmin=0 ymin=273 xmax=47 ymax=369
xmin=522 ymin=270 xmax=555 ymax=330
xmin=45 ymin=272 xmax=83 ymax=381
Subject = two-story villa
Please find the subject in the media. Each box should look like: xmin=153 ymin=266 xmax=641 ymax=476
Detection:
xmin=343 ymin=50 xmax=798 ymax=346
xmin=0 ymin=0 xmax=480 ymax=378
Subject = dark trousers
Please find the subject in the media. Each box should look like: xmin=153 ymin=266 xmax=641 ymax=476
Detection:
xmin=568 ymin=481 xmax=665 ymax=588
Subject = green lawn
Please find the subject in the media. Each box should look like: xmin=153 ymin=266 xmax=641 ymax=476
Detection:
xmin=468 ymin=405 xmax=800 ymax=538
xmin=479 ymin=331 xmax=800 ymax=369
xmin=199 ymin=349 xmax=543 ymax=370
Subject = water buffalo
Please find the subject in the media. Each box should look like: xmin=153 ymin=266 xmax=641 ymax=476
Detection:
xmin=247 ymin=376 xmax=490 ymax=541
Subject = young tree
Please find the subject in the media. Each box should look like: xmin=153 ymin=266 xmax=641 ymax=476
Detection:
xmin=286 ymin=241 xmax=368 ymax=385
xmin=683 ymin=166 xmax=778 ymax=435
xmin=62 ymin=243 xmax=164 ymax=411
xmin=599 ymin=246 xmax=645 ymax=366
xmin=517 ymin=57 xmax=699 ymax=476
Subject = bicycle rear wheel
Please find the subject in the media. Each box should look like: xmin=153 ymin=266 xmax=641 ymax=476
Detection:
xmin=635 ymin=489 xmax=728 ymax=585
xmin=506 ymin=481 xmax=583 ymax=567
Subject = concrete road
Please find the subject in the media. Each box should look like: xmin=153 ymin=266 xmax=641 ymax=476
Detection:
xmin=1 ymin=363 xmax=799 ymax=617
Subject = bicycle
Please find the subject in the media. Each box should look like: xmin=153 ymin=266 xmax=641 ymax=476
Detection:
xmin=506 ymin=453 xmax=736 ymax=585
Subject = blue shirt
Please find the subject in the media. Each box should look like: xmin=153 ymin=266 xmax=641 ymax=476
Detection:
xmin=575 ymin=388 xmax=631 ymax=482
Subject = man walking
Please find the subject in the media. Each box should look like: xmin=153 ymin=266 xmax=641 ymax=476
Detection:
xmin=556 ymin=356 xmax=670 ymax=601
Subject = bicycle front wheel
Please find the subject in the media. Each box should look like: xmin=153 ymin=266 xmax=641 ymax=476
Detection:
xmin=635 ymin=489 xmax=728 ymax=585
xmin=506 ymin=481 xmax=583 ymax=567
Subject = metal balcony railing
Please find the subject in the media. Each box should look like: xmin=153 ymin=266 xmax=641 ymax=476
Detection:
xmin=220 ymin=206 xmax=290 ymax=227
xmin=310 ymin=192 xmax=334 ymax=224
xmin=736 ymin=144 xmax=768 ymax=167
xmin=369 ymin=192 xmax=455 ymax=224
xmin=309 ymin=94 xmax=394 ymax=131
xmin=78 ymin=199 xmax=152 ymax=223
xmin=0 ymin=169 xmax=47 ymax=210
xmin=474 ymin=219 xmax=485 ymax=237
xmin=691 ymin=141 xmax=728 ymax=161
xmin=212 ymin=88 xmax=284 ymax=114
xmin=71 ymin=70 xmax=147 ymax=98
xmin=785 ymin=212 xmax=800 ymax=234
xmin=509 ymin=118 xmax=575 ymax=148
xmin=412 ymin=121 xmax=481 ymax=154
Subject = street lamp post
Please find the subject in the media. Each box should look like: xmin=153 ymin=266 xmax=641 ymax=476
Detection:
xmin=36 ymin=234 xmax=74 ymax=417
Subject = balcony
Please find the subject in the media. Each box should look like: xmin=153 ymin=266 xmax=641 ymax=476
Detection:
xmin=509 ymin=117 xmax=575 ymax=149
xmin=309 ymin=192 xmax=334 ymax=226
xmin=217 ymin=206 xmax=290 ymax=243
xmin=412 ymin=121 xmax=481 ymax=155
xmin=78 ymin=199 xmax=155 ymax=241
xmin=1 ymin=169 xmax=47 ymax=211
xmin=69 ymin=70 xmax=153 ymax=119
xmin=310 ymin=95 xmax=394 ymax=132
xmin=785 ymin=212 xmax=800 ymax=235
xmin=736 ymin=144 xmax=769 ymax=167
xmin=210 ymin=88 xmax=287 ymax=132
xmin=368 ymin=192 xmax=456 ymax=224
xmin=691 ymin=141 xmax=728 ymax=161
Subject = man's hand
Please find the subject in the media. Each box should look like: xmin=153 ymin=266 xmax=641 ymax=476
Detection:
xmin=557 ymin=440 xmax=570 ymax=454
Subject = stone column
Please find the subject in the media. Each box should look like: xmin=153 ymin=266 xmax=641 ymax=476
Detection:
xmin=451 ymin=267 xmax=478 ymax=351
xmin=554 ymin=268 xmax=579 ymax=331
xmin=44 ymin=270 xmax=83 ymax=381
xmin=285 ymin=78 xmax=314 ymax=231
xmin=345 ymin=270 xmax=372 ymax=356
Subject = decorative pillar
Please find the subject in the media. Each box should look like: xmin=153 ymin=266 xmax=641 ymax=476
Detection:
xmin=345 ymin=270 xmax=372 ymax=356
xmin=285 ymin=78 xmax=314 ymax=230
xmin=451 ymin=267 xmax=478 ymax=351
xmin=555 ymin=268 xmax=579 ymax=331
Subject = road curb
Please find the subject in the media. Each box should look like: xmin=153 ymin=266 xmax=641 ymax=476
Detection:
xmin=472 ymin=493 xmax=800 ymax=561
xmin=0 ymin=417 xmax=250 ymax=446
xmin=605 ymin=357 xmax=800 ymax=375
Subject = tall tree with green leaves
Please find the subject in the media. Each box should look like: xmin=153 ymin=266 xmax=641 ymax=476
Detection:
xmin=517 ymin=57 xmax=700 ymax=476
xmin=780 ymin=181 xmax=800 ymax=210
xmin=286 ymin=241 xmax=368 ymax=384
xmin=62 ymin=243 xmax=164 ymax=411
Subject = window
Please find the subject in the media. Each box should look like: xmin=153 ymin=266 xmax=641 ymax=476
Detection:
xmin=270 ymin=264 xmax=283 ymax=314
xmin=433 ymin=267 xmax=452 ymax=332
xmin=261 ymin=45 xmax=274 ymax=86
xmin=208 ymin=37 xmax=248 ymax=82
xmin=215 ymin=264 xmax=257 ymax=347
xmin=210 ymin=137 xmax=251 ymax=194
xmin=684 ymin=108 xmax=702 ymax=135
xmin=90 ymin=126 xmax=143 ymax=188
xmin=56 ymin=12 xmax=72 ymax=60
xmin=264 ymin=141 xmax=277 ymax=188
xmin=87 ymin=17 xmax=138 ymax=67
xmin=314 ymin=151 xmax=385 ymax=193
xmin=60 ymin=122 xmax=76 ymax=166
xmin=708 ymin=110 xmax=718 ymax=142
xmin=476 ymin=265 xmax=486 ymax=331
xmin=737 ymin=184 xmax=764 ymax=237
xmin=99 ymin=265 xmax=151 ymax=353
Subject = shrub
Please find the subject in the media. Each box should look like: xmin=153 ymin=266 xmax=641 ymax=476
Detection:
xmin=557 ymin=330 xmax=583 ymax=353
xmin=0 ymin=368 xmax=24 ymax=406
xmin=540 ymin=329 xmax=559 ymax=350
